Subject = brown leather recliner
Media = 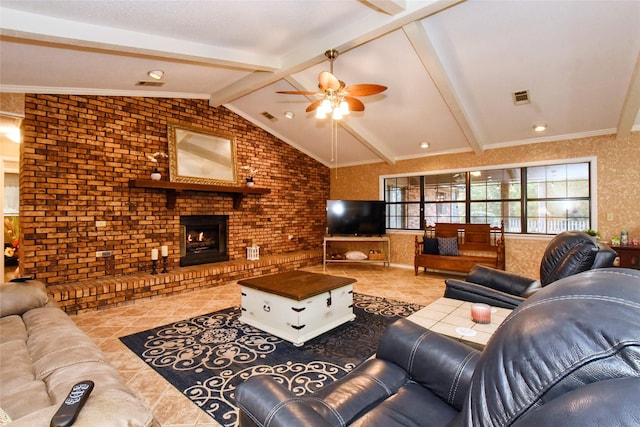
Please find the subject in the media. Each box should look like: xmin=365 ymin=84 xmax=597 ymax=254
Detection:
xmin=443 ymin=231 xmax=618 ymax=308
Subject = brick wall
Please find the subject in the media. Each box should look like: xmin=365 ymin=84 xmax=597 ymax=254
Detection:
xmin=20 ymin=95 xmax=329 ymax=285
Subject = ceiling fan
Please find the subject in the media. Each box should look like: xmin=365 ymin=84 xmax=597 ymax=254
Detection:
xmin=277 ymin=49 xmax=387 ymax=120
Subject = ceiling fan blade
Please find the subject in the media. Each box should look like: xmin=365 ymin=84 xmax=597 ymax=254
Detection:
xmin=276 ymin=90 xmax=319 ymax=95
xmin=318 ymin=71 xmax=341 ymax=91
xmin=344 ymin=84 xmax=388 ymax=97
xmin=305 ymin=99 xmax=322 ymax=112
xmin=345 ymin=96 xmax=365 ymax=112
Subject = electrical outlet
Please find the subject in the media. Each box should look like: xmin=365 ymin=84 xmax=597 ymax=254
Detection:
xmin=96 ymin=220 xmax=107 ymax=227
xmin=607 ymin=213 xmax=614 ymax=221
xmin=95 ymin=251 xmax=112 ymax=257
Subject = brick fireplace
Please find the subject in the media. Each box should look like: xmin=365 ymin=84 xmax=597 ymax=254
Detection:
xmin=18 ymin=95 xmax=331 ymax=286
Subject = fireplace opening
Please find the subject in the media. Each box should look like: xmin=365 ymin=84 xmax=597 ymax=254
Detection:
xmin=180 ymin=215 xmax=229 ymax=266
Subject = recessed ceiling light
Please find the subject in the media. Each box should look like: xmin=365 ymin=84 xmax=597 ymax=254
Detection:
xmin=284 ymin=111 xmax=295 ymax=119
xmin=533 ymin=122 xmax=548 ymax=132
xmin=420 ymin=141 xmax=430 ymax=149
xmin=148 ymin=70 xmax=164 ymax=80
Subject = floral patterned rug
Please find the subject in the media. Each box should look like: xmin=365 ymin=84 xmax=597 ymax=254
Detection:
xmin=119 ymin=293 xmax=422 ymax=426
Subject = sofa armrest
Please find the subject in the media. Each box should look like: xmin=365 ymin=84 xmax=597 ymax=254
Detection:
xmin=376 ymin=318 xmax=480 ymax=411
xmin=511 ymin=377 xmax=640 ymax=427
xmin=592 ymin=243 xmax=618 ymax=268
xmin=0 ymin=281 xmax=49 ymax=317
xmin=465 ymin=265 xmax=536 ymax=296
xmin=235 ymin=376 xmax=331 ymax=427
xmin=444 ymin=279 xmax=526 ymax=309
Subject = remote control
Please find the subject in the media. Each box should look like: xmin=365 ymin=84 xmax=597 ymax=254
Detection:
xmin=10 ymin=276 xmax=33 ymax=282
xmin=50 ymin=380 xmax=94 ymax=427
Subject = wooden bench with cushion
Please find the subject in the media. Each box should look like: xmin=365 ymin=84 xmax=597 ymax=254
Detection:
xmin=414 ymin=222 xmax=505 ymax=275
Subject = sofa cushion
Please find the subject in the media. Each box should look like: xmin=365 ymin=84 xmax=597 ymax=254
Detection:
xmin=0 ymin=283 xmax=48 ymax=317
xmin=22 ymin=308 xmax=106 ymax=379
xmin=437 ymin=237 xmax=459 ymax=256
xmin=0 ymin=315 xmax=27 ymax=344
xmin=423 ymin=238 xmax=439 ymax=255
xmin=350 ymin=382 xmax=458 ymax=427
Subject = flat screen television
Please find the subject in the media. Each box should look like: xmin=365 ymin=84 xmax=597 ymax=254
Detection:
xmin=326 ymin=200 xmax=386 ymax=236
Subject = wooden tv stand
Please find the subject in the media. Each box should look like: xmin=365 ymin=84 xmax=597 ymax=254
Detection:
xmin=323 ymin=236 xmax=390 ymax=270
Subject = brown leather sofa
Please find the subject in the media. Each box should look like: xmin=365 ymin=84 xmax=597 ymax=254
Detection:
xmin=0 ymin=280 xmax=157 ymax=426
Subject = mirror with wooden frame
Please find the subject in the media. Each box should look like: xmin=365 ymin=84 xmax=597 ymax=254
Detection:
xmin=168 ymin=123 xmax=238 ymax=185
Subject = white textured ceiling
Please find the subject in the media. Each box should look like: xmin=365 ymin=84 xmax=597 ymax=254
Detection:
xmin=1 ymin=0 xmax=639 ymax=168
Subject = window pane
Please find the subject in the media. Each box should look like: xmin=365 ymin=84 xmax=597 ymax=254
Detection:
xmin=4 ymin=172 xmax=19 ymax=215
xmin=385 ymin=177 xmax=421 ymax=202
xmin=425 ymin=173 xmax=465 ymax=202
xmin=386 ymin=202 xmax=421 ymax=229
xmin=527 ymin=163 xmax=589 ymax=200
xmin=471 ymin=169 xmax=521 ymax=201
xmin=527 ymin=200 xmax=590 ymax=234
xmin=469 ymin=201 xmax=519 ymax=229
xmin=425 ymin=202 xmax=465 ymax=225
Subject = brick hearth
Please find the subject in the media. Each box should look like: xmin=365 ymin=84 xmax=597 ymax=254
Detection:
xmin=49 ymin=249 xmax=321 ymax=314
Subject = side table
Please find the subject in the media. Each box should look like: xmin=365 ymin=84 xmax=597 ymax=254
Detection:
xmin=407 ymin=297 xmax=512 ymax=349
xmin=614 ymin=245 xmax=640 ymax=270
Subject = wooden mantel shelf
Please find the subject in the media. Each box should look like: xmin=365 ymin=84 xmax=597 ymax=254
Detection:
xmin=128 ymin=179 xmax=271 ymax=209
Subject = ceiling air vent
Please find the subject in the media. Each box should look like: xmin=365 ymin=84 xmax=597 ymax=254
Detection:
xmin=261 ymin=111 xmax=278 ymax=122
xmin=512 ymin=90 xmax=530 ymax=105
xmin=136 ymin=81 xmax=165 ymax=87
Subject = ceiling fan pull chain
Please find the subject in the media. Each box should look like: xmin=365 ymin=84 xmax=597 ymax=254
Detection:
xmin=332 ymin=120 xmax=337 ymax=162
xmin=332 ymin=120 xmax=338 ymax=179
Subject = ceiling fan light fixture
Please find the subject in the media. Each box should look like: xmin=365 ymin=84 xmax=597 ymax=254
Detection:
xmin=533 ymin=122 xmax=548 ymax=132
xmin=339 ymin=100 xmax=349 ymax=115
xmin=276 ymin=49 xmax=386 ymax=122
xmin=148 ymin=70 xmax=164 ymax=80
xmin=320 ymin=98 xmax=332 ymax=113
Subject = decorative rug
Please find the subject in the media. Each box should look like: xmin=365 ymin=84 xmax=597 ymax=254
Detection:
xmin=119 ymin=293 xmax=422 ymax=426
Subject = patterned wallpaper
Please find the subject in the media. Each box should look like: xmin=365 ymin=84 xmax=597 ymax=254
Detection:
xmin=331 ymin=132 xmax=640 ymax=278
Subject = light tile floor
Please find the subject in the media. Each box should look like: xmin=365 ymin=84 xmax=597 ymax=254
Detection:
xmin=71 ymin=264 xmax=452 ymax=427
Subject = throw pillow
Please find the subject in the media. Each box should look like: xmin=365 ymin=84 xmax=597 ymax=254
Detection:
xmin=437 ymin=237 xmax=459 ymax=256
xmin=344 ymin=251 xmax=368 ymax=260
xmin=423 ymin=238 xmax=439 ymax=255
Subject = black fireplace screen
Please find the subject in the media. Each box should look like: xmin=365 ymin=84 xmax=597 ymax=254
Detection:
xmin=179 ymin=215 xmax=229 ymax=266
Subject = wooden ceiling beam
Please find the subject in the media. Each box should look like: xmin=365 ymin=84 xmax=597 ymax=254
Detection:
xmin=402 ymin=20 xmax=484 ymax=155
xmin=616 ymin=52 xmax=640 ymax=140
xmin=209 ymin=0 xmax=466 ymax=106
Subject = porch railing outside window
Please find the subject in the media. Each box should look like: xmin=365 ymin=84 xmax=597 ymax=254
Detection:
xmin=384 ymin=162 xmax=592 ymax=235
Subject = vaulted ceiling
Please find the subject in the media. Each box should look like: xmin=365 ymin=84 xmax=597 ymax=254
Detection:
xmin=1 ymin=0 xmax=639 ymax=167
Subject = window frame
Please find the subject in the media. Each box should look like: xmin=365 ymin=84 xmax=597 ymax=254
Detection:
xmin=380 ymin=157 xmax=597 ymax=235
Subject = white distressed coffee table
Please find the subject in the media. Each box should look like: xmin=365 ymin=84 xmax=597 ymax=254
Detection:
xmin=238 ymin=271 xmax=356 ymax=346
xmin=407 ymin=297 xmax=513 ymax=349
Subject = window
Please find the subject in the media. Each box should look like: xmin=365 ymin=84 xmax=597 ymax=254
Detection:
xmin=383 ymin=161 xmax=592 ymax=234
